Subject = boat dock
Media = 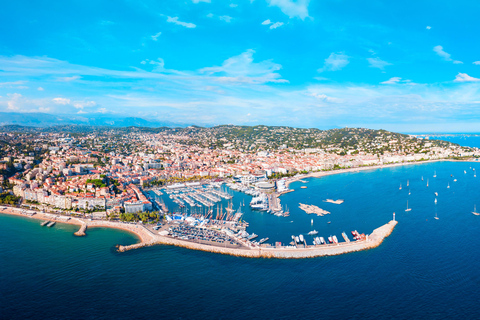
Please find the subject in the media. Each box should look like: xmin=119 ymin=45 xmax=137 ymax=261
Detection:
xmin=46 ymin=221 xmax=56 ymax=227
xmin=41 ymin=220 xmax=49 ymax=226
xmin=74 ymin=223 xmax=87 ymax=236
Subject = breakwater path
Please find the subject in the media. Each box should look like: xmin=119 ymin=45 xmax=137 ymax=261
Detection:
xmin=118 ymin=220 xmax=398 ymax=259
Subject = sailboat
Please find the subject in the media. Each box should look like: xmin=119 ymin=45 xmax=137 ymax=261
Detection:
xmin=473 ymin=205 xmax=479 ymax=216
xmin=407 ymin=180 xmax=409 ymax=187
xmin=433 ymin=171 xmax=437 ymax=178
xmin=434 ymin=209 xmax=439 ymax=220
xmin=427 ymin=179 xmax=429 ymax=187
xmin=399 ymin=183 xmax=402 ymax=190
xmin=408 ymin=189 xmax=411 ymax=195
xmin=405 ymin=200 xmax=411 ymax=212
xmin=447 ymin=182 xmax=450 ymax=189
xmin=311 ymin=218 xmax=313 ymax=225
xmin=422 ymin=176 xmax=424 ymax=181
xmin=434 ymin=198 xmax=437 ymax=204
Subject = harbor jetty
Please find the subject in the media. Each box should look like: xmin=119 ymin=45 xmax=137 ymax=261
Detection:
xmin=118 ymin=220 xmax=398 ymax=259
xmin=74 ymin=223 xmax=87 ymax=236
xmin=1 ymin=206 xmax=397 ymax=259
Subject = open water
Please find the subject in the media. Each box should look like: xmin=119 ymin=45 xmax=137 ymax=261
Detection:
xmin=3 ymin=161 xmax=480 ymax=319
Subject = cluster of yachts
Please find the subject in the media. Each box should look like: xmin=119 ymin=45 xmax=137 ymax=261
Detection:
xmin=292 ymin=230 xmax=365 ymax=246
xmin=250 ymin=193 xmax=290 ymax=217
xmin=226 ymin=183 xmax=261 ymax=196
xmin=165 ymin=186 xmax=233 ymax=209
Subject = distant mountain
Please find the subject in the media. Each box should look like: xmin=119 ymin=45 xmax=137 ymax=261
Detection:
xmin=0 ymin=112 xmax=184 ymax=128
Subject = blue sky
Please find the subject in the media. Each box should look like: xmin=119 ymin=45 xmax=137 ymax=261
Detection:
xmin=1 ymin=0 xmax=480 ymax=132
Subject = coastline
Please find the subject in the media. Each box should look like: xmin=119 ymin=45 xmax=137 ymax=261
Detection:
xmin=0 ymin=207 xmax=149 ymax=244
xmin=284 ymin=158 xmax=477 ymax=188
xmin=0 ymin=205 xmax=397 ymax=259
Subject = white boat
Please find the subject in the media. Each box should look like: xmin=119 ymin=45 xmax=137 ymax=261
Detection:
xmin=434 ymin=198 xmax=437 ymax=204
xmin=311 ymin=218 xmax=313 ymax=225
xmin=332 ymin=235 xmax=339 ymax=244
xmin=422 ymin=176 xmax=424 ymax=181
xmin=399 ymin=183 xmax=402 ymax=190
xmin=454 ymin=179 xmax=457 ymax=182
xmin=308 ymin=230 xmax=318 ymax=235
xmin=434 ymin=210 xmax=439 ymax=220
xmin=433 ymin=171 xmax=437 ymax=178
xmin=319 ymin=237 xmax=325 ymax=244
xmin=473 ymin=205 xmax=479 ymax=216
xmin=464 ymin=170 xmax=467 ymax=174
xmin=447 ymin=183 xmax=450 ymax=188
xmin=427 ymin=179 xmax=429 ymax=187
xmin=434 ymin=192 xmax=438 ymax=197
xmin=405 ymin=200 xmax=411 ymax=212
xmin=407 ymin=180 xmax=409 ymax=187
xmin=299 ymin=234 xmax=305 ymax=243
xmin=408 ymin=189 xmax=411 ymax=195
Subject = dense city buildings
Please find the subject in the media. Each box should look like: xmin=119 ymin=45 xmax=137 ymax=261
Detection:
xmin=0 ymin=125 xmax=478 ymax=218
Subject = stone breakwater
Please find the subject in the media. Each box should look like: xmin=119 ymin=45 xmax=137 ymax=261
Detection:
xmin=118 ymin=220 xmax=398 ymax=259
xmin=0 ymin=207 xmax=397 ymax=259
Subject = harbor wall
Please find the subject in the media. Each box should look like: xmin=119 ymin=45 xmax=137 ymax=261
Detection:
xmin=1 ymin=206 xmax=397 ymax=259
xmin=118 ymin=220 xmax=398 ymax=259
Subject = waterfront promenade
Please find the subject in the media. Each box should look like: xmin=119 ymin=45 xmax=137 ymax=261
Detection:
xmin=0 ymin=206 xmax=397 ymax=259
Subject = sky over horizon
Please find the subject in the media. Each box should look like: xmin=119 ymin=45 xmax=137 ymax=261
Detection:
xmin=1 ymin=0 xmax=480 ymax=132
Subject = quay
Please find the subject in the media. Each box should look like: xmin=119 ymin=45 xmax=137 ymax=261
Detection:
xmin=1 ymin=205 xmax=397 ymax=259
xmin=118 ymin=220 xmax=398 ymax=259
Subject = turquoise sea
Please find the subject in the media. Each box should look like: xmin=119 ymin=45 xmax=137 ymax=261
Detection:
xmin=3 ymin=159 xmax=480 ymax=318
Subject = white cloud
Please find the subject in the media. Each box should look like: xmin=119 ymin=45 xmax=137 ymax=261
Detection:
xmin=381 ymin=77 xmax=401 ymax=84
xmin=166 ymin=16 xmax=196 ymax=28
xmin=433 ymin=45 xmax=451 ymax=60
xmin=367 ymin=57 xmax=392 ymax=70
xmin=270 ymin=22 xmax=284 ymax=29
xmin=433 ymin=45 xmax=462 ymax=64
xmin=37 ymin=87 xmax=44 ymax=91
xmin=473 ymin=61 xmax=480 ymax=65
xmin=262 ymin=19 xmax=272 ymax=25
xmin=141 ymin=58 xmax=165 ymax=72
xmin=426 ymin=26 xmax=431 ymax=30
xmin=219 ymin=15 xmax=233 ymax=23
xmin=57 ymin=75 xmax=81 ymax=82
xmin=266 ymin=0 xmax=310 ymax=19
xmin=381 ymin=77 xmax=414 ymax=85
xmin=192 ymin=0 xmax=210 ymax=3
xmin=53 ymin=97 xmax=71 ymax=105
xmin=7 ymin=93 xmax=22 ymax=110
xmin=308 ymin=91 xmax=338 ymax=103
xmin=318 ymin=52 xmax=349 ymax=72
xmin=454 ymin=73 xmax=480 ymax=82
xmin=151 ymin=31 xmax=162 ymax=41
xmin=73 ymin=101 xmax=97 ymax=109
xmin=200 ymin=49 xmax=288 ymax=84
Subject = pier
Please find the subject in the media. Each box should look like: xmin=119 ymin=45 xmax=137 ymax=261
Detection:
xmin=118 ymin=220 xmax=398 ymax=259
xmin=1 ymin=206 xmax=397 ymax=259
xmin=74 ymin=223 xmax=87 ymax=236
